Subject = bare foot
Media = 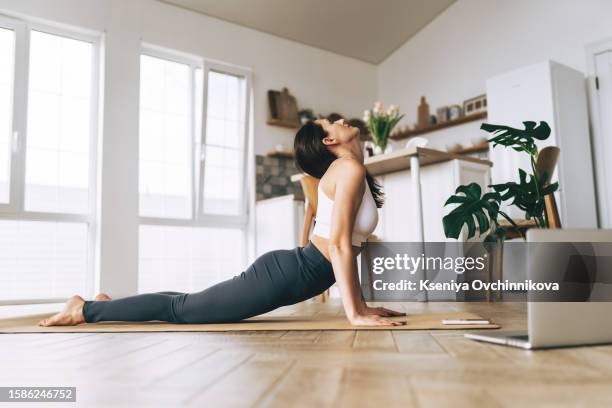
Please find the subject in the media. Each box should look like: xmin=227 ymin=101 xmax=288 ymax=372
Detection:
xmin=38 ymin=295 xmax=86 ymax=327
xmin=94 ymin=293 xmax=111 ymax=301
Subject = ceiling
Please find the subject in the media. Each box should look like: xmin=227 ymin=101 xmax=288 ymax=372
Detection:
xmin=160 ymin=0 xmax=456 ymax=64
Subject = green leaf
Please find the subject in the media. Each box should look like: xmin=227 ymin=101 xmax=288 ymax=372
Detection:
xmin=542 ymin=182 xmax=558 ymax=195
xmin=488 ymin=167 xmax=557 ymax=225
xmin=442 ymin=183 xmax=501 ymax=240
xmin=473 ymin=210 xmax=490 ymax=235
xmin=480 ymin=121 xmax=551 ymax=157
xmin=444 ymin=196 xmax=468 ymax=205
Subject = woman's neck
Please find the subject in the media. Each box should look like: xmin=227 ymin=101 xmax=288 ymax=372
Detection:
xmin=335 ymin=140 xmax=364 ymax=163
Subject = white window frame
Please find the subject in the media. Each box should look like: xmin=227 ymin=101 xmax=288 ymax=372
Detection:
xmin=0 ymin=15 xmax=101 ymax=304
xmin=0 ymin=14 xmax=25 ymax=215
xmin=198 ymin=61 xmax=252 ymax=226
xmin=138 ymin=45 xmax=252 ymax=231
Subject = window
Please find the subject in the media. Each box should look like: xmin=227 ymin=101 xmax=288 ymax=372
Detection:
xmin=0 ymin=17 xmax=99 ymax=303
xmin=0 ymin=26 xmax=14 ymax=205
xmin=26 ymin=31 xmax=93 ymax=214
xmin=201 ymin=70 xmax=247 ymax=215
xmin=139 ymin=54 xmax=193 ymax=219
xmin=138 ymin=46 xmax=251 ymax=293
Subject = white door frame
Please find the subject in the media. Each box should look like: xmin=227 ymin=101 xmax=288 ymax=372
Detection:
xmin=585 ymin=37 xmax=612 ymax=228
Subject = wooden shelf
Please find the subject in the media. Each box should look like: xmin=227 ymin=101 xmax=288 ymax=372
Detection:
xmin=448 ymin=141 xmax=489 ymax=155
xmin=266 ymin=149 xmax=295 ymax=159
xmin=364 ymin=146 xmax=492 ymax=176
xmin=267 ymin=118 xmax=300 ymax=129
xmin=390 ymin=111 xmax=487 ymax=140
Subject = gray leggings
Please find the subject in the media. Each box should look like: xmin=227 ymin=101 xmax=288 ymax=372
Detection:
xmin=82 ymin=241 xmax=335 ymax=324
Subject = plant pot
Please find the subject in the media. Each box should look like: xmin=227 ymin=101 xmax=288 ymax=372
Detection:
xmin=373 ymin=144 xmax=392 ymax=155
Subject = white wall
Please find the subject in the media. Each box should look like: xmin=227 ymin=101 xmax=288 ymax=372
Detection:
xmin=378 ymin=0 xmax=612 ymax=150
xmin=0 ymin=0 xmax=377 ymax=156
xmin=0 ymin=0 xmax=376 ymax=296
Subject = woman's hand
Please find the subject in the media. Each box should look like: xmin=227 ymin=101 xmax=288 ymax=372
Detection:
xmin=349 ymin=313 xmax=406 ymax=327
xmin=347 ymin=305 xmax=406 ymax=326
xmin=361 ymin=306 xmax=406 ymax=318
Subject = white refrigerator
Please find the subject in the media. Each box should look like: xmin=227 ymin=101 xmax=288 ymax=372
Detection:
xmin=486 ymin=60 xmax=598 ymax=228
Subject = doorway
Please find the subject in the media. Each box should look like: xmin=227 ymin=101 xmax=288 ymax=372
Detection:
xmin=587 ymin=42 xmax=612 ymax=228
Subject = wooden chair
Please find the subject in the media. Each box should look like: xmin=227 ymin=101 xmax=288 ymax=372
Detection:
xmin=299 ymin=175 xmax=319 ymax=246
xmin=536 ymin=146 xmax=562 ymax=229
xmin=298 ymin=174 xmax=332 ymax=302
xmin=498 ymin=146 xmax=562 ymax=236
xmin=490 ymin=146 xmax=562 ymax=301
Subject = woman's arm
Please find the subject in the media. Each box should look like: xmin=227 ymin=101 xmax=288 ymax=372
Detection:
xmin=327 ymin=159 xmax=404 ymax=326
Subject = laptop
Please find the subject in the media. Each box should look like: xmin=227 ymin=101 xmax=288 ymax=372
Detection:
xmin=465 ymin=229 xmax=612 ymax=349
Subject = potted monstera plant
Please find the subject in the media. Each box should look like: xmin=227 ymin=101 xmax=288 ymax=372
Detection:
xmin=443 ymin=120 xmax=559 ymax=243
xmin=442 ymin=121 xmax=559 ymax=300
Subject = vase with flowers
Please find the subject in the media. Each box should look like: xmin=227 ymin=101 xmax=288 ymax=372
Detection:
xmin=363 ymin=101 xmax=404 ymax=155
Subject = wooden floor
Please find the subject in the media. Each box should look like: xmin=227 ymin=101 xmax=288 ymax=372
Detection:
xmin=1 ymin=301 xmax=612 ymax=407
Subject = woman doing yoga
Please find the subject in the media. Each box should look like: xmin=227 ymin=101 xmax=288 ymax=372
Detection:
xmin=39 ymin=118 xmax=405 ymax=327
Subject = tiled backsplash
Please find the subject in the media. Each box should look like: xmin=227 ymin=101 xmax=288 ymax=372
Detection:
xmin=255 ymin=155 xmax=304 ymax=201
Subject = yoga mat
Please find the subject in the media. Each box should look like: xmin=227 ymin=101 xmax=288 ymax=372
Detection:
xmin=0 ymin=311 xmax=499 ymax=333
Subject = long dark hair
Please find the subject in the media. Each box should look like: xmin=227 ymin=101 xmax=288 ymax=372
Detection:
xmin=293 ymin=121 xmax=384 ymax=208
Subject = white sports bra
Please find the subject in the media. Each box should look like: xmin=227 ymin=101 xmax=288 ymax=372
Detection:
xmin=312 ymin=180 xmax=379 ymax=247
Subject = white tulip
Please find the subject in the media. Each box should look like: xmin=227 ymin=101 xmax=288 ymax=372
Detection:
xmin=363 ymin=110 xmax=371 ymax=121
xmin=373 ymin=100 xmax=384 ymax=111
xmin=388 ymin=104 xmax=400 ymax=116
